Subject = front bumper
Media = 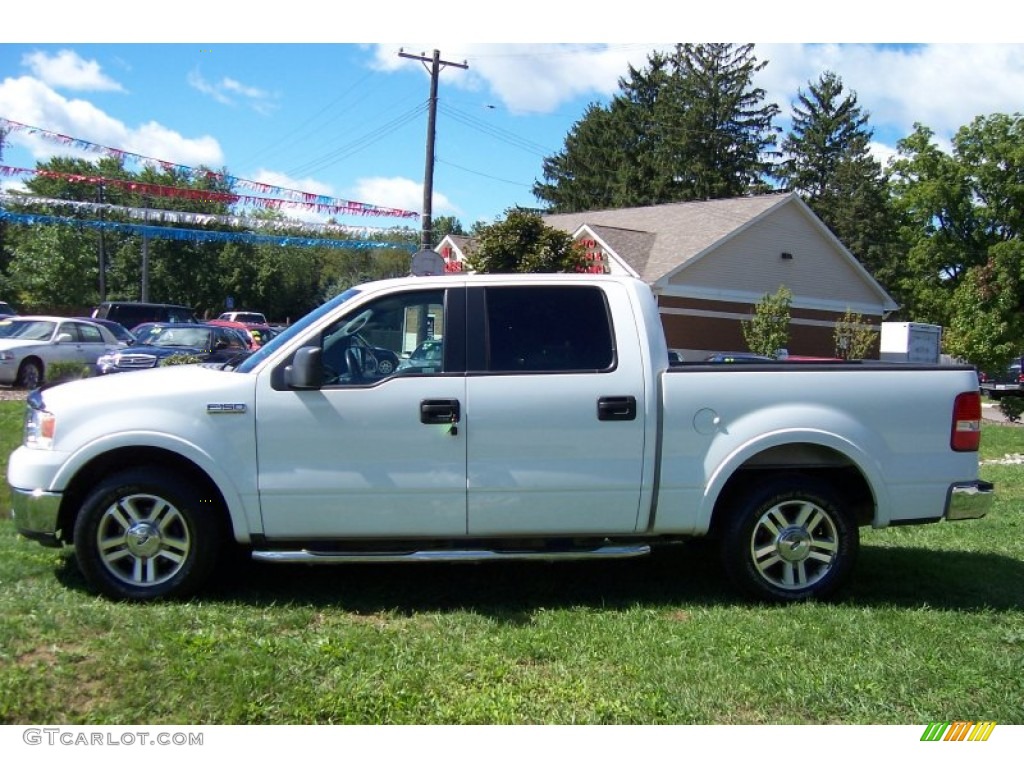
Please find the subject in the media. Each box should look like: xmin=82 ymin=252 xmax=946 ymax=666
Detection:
xmin=10 ymin=486 xmax=64 ymax=547
xmin=946 ymin=480 xmax=995 ymax=521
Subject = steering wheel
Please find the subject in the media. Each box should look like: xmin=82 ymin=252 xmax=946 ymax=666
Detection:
xmin=345 ymin=347 xmax=364 ymax=383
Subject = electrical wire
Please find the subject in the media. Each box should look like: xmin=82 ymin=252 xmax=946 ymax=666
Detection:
xmin=284 ymin=101 xmax=429 ymax=177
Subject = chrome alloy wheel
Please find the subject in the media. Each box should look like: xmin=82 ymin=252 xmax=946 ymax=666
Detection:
xmin=95 ymin=493 xmax=192 ymax=587
xmin=749 ymin=498 xmax=839 ymax=591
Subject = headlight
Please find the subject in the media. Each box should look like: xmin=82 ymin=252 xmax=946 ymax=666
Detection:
xmin=24 ymin=403 xmax=56 ymax=449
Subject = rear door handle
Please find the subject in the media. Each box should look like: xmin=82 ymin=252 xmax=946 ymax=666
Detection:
xmin=420 ymin=399 xmax=461 ymax=425
xmin=597 ymin=396 xmax=637 ymax=421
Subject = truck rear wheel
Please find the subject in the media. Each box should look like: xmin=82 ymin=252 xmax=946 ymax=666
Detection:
xmin=73 ymin=467 xmax=222 ymax=601
xmin=721 ymin=475 xmax=858 ymax=602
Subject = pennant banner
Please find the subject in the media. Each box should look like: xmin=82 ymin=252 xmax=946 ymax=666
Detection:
xmin=0 ymin=210 xmax=418 ymax=252
xmin=0 ymin=191 xmax=414 ymax=237
xmin=0 ymin=164 xmax=417 ymax=219
xmin=0 ymin=118 xmax=420 ymax=218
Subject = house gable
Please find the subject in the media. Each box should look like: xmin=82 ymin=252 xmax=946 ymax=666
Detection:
xmin=659 ymin=196 xmax=897 ymax=315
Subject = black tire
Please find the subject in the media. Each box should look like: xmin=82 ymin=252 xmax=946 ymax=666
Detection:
xmin=16 ymin=359 xmax=43 ymax=389
xmin=720 ymin=475 xmax=858 ymax=602
xmin=73 ymin=466 xmax=223 ymax=601
xmin=376 ymin=357 xmax=396 ymax=376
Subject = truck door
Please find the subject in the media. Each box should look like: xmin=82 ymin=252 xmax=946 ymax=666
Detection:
xmin=465 ymin=283 xmax=647 ymax=536
xmin=255 ymin=287 xmax=468 ymax=539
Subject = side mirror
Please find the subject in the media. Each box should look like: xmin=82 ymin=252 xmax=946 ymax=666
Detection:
xmin=284 ymin=346 xmax=323 ymax=390
xmin=55 ymin=332 xmax=74 ymax=344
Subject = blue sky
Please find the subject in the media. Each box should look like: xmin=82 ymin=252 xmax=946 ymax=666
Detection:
xmin=2 ymin=3 xmax=1022 ymax=236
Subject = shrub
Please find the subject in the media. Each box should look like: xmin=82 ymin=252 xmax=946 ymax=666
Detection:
xmin=45 ymin=361 xmax=92 ymax=385
xmin=998 ymin=396 xmax=1024 ymax=423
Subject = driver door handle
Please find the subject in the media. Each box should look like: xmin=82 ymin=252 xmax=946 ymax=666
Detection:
xmin=597 ymin=395 xmax=637 ymax=421
xmin=420 ymin=399 xmax=461 ymax=425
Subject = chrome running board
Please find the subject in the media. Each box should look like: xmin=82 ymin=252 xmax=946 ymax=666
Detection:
xmin=251 ymin=544 xmax=651 ymax=564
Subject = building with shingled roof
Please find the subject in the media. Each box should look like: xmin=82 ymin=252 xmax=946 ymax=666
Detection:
xmin=436 ymin=192 xmax=898 ymax=360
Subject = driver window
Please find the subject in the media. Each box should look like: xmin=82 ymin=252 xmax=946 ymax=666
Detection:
xmin=320 ymin=289 xmax=445 ymax=385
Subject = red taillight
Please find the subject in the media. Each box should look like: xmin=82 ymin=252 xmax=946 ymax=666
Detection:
xmin=951 ymin=391 xmax=982 ymax=452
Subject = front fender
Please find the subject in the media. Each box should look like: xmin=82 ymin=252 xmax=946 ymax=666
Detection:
xmin=53 ymin=430 xmax=258 ymax=542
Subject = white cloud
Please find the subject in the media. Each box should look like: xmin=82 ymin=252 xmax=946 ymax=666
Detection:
xmin=758 ymin=43 xmax=1024 ymax=144
xmin=353 ymin=176 xmax=455 ymax=216
xmin=0 ymin=75 xmax=224 ymax=168
xmin=375 ymin=43 xmax=655 ymax=114
xmin=252 ymin=169 xmax=334 ymax=197
xmin=187 ymin=69 xmax=232 ymax=105
xmin=376 ymin=42 xmax=1024 ymax=141
xmin=188 ymin=68 xmax=278 ymax=115
xmin=21 ymin=49 xmax=124 ymax=92
xmin=222 ymin=77 xmax=271 ymax=101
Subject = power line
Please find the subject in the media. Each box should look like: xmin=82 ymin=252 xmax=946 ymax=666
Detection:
xmin=436 ymin=156 xmax=535 ymax=188
xmin=234 ymin=68 xmax=381 ymax=169
xmin=439 ymin=103 xmax=554 ymax=157
xmin=284 ymin=102 xmax=429 ymax=177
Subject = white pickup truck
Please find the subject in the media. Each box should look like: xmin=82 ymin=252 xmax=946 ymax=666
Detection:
xmin=8 ymin=274 xmax=993 ymax=602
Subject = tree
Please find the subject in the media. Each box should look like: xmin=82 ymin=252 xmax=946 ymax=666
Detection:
xmin=532 ymin=102 xmax=628 ymax=213
xmin=887 ymin=114 xmax=1024 ymax=371
xmin=655 ymin=43 xmax=780 ymax=201
xmin=887 ymin=123 xmax=988 ymax=325
xmin=742 ymin=286 xmax=791 ymax=357
xmin=776 ymin=72 xmax=896 ymax=281
xmin=832 ymin=308 xmax=877 ymax=360
xmin=464 ymin=209 xmax=587 ymax=274
xmin=6 ymin=224 xmax=98 ymax=312
xmin=431 ymin=216 xmax=465 ymax=243
xmin=533 ymin=44 xmax=780 ymax=212
xmin=945 ymin=239 xmax=1024 ymax=373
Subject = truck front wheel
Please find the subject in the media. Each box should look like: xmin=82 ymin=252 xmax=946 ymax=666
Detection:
xmin=73 ymin=467 xmax=222 ymax=601
xmin=721 ymin=476 xmax=858 ymax=602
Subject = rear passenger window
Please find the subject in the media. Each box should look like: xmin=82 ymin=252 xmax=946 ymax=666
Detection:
xmin=73 ymin=323 xmax=104 ymax=343
xmin=484 ymin=286 xmax=614 ymax=373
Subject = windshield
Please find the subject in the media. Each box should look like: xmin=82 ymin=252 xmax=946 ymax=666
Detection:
xmin=234 ymin=288 xmax=362 ymax=374
xmin=135 ymin=326 xmax=213 ymax=348
xmin=0 ymin=319 xmax=56 ymax=341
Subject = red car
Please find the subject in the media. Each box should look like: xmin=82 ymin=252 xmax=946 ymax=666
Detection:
xmin=207 ymin=319 xmax=274 ymax=349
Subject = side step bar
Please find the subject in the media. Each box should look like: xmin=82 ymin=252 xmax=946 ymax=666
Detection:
xmin=252 ymin=544 xmax=651 ymax=565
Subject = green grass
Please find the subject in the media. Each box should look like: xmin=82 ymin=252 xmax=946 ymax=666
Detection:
xmin=0 ymin=399 xmax=1021 ymax=724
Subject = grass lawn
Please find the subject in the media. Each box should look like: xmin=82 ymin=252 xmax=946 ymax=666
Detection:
xmin=0 ymin=399 xmax=1021 ymax=724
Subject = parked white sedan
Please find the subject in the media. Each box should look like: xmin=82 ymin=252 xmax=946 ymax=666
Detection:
xmin=0 ymin=316 xmax=120 ymax=388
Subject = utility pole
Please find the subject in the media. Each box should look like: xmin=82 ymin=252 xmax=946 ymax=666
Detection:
xmin=0 ymin=128 xmax=7 ymax=275
xmin=96 ymin=182 xmax=107 ymax=302
xmin=398 ymin=49 xmax=468 ymax=251
xmin=141 ymin=198 xmax=150 ymax=302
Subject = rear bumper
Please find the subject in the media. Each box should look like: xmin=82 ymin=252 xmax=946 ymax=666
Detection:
xmin=10 ymin=486 xmax=64 ymax=547
xmin=946 ymin=480 xmax=995 ymax=521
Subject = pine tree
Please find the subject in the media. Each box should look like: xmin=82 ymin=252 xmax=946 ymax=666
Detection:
xmin=656 ymin=43 xmax=780 ymax=201
xmin=533 ymin=44 xmax=780 ymax=212
xmin=776 ymin=72 xmax=895 ymax=280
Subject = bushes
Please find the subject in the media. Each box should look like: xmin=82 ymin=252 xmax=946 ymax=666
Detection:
xmin=44 ymin=361 xmax=92 ymax=385
xmin=998 ymin=396 xmax=1024 ymax=423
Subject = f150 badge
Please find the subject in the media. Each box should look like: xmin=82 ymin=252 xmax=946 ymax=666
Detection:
xmin=207 ymin=403 xmax=248 ymax=414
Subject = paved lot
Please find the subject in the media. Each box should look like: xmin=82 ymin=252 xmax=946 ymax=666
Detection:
xmin=982 ymin=401 xmax=1021 ymax=425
